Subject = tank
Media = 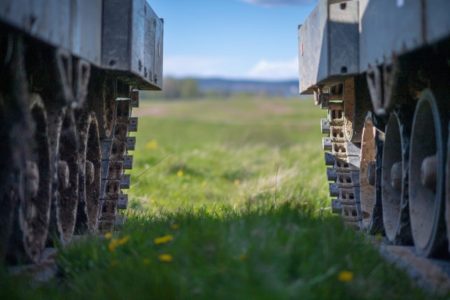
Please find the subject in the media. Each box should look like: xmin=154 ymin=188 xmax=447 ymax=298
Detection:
xmin=298 ymin=0 xmax=450 ymax=258
xmin=0 ymin=0 xmax=163 ymax=263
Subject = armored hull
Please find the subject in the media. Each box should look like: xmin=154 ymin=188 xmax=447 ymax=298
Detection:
xmin=298 ymin=0 xmax=450 ymax=258
xmin=0 ymin=0 xmax=163 ymax=263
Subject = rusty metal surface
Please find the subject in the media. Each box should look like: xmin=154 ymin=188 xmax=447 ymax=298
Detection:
xmin=359 ymin=113 xmax=383 ymax=233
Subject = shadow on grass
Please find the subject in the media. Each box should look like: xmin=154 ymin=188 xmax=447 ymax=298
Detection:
xmin=1 ymin=203 xmax=432 ymax=300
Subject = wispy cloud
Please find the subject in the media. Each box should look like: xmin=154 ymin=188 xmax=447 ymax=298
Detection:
xmin=164 ymin=55 xmax=230 ymax=78
xmin=164 ymin=55 xmax=298 ymax=80
xmin=247 ymin=57 xmax=298 ymax=80
xmin=241 ymin=0 xmax=315 ymax=7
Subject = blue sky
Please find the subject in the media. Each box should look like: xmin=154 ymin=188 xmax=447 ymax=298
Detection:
xmin=150 ymin=0 xmax=317 ymax=80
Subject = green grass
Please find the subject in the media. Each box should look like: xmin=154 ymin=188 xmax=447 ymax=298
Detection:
xmin=130 ymin=97 xmax=327 ymax=214
xmin=0 ymin=96 xmax=437 ymax=299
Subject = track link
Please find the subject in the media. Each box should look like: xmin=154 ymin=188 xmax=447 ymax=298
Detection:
xmin=321 ymin=93 xmax=362 ymax=228
xmin=98 ymin=90 xmax=138 ymax=233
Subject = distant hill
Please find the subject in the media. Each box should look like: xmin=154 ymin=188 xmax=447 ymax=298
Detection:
xmin=197 ymin=78 xmax=299 ymax=97
xmin=142 ymin=77 xmax=302 ymax=100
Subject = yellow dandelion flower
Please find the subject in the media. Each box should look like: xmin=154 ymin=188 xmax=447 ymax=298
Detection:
xmin=338 ymin=270 xmax=354 ymax=282
xmin=143 ymin=258 xmax=151 ymax=265
xmin=158 ymin=254 xmax=173 ymax=263
xmin=177 ymin=170 xmax=184 ymax=177
xmin=108 ymin=236 xmax=130 ymax=252
xmin=108 ymin=240 xmax=119 ymax=252
xmin=145 ymin=139 xmax=159 ymax=150
xmin=154 ymin=234 xmax=174 ymax=245
xmin=234 ymin=179 xmax=240 ymax=186
xmin=104 ymin=232 xmax=113 ymax=240
xmin=170 ymin=224 xmax=180 ymax=230
xmin=117 ymin=236 xmax=130 ymax=245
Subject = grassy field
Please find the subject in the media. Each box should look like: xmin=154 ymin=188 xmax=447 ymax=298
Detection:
xmin=0 ymin=96 xmax=436 ymax=299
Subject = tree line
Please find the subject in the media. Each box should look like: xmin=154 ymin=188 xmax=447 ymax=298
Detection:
xmin=143 ymin=77 xmax=202 ymax=100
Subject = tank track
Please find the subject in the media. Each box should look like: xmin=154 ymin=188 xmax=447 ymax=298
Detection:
xmin=320 ymin=93 xmax=362 ymax=228
xmin=0 ymin=15 xmax=154 ymax=265
xmin=98 ymin=90 xmax=138 ymax=233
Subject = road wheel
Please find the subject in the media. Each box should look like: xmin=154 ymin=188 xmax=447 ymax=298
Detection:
xmin=409 ymin=89 xmax=447 ymax=257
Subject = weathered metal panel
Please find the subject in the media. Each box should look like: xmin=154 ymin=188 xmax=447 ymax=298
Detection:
xmin=0 ymin=0 xmax=71 ymax=50
xmin=0 ymin=0 xmax=163 ymax=87
xmin=130 ymin=0 xmax=146 ymax=81
xmin=298 ymin=0 xmax=358 ymax=94
xmin=0 ymin=0 xmax=102 ymax=65
xmin=137 ymin=1 xmax=163 ymax=88
xmin=0 ymin=0 xmax=29 ymax=30
xmin=359 ymin=0 xmax=423 ymax=71
xmin=102 ymin=0 xmax=163 ymax=90
xmin=71 ymin=0 xmax=102 ymax=65
xmin=102 ymin=0 xmax=132 ymax=71
xmin=298 ymin=0 xmax=328 ymax=93
xmin=144 ymin=4 xmax=164 ymax=87
xmin=135 ymin=1 xmax=163 ymax=89
xmin=31 ymin=0 xmax=71 ymax=50
xmin=425 ymin=0 xmax=450 ymax=45
xmin=328 ymin=1 xmax=359 ymax=77
xmin=154 ymin=16 xmax=164 ymax=87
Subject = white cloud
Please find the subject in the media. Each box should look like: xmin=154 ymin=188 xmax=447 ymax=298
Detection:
xmin=164 ymin=55 xmax=229 ymax=78
xmin=247 ymin=57 xmax=298 ymax=80
xmin=241 ymin=0 xmax=315 ymax=7
xmin=164 ymin=55 xmax=298 ymax=80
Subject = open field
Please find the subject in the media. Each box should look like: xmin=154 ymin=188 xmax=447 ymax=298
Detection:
xmin=130 ymin=96 xmax=328 ymax=214
xmin=0 ymin=96 xmax=437 ymax=299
